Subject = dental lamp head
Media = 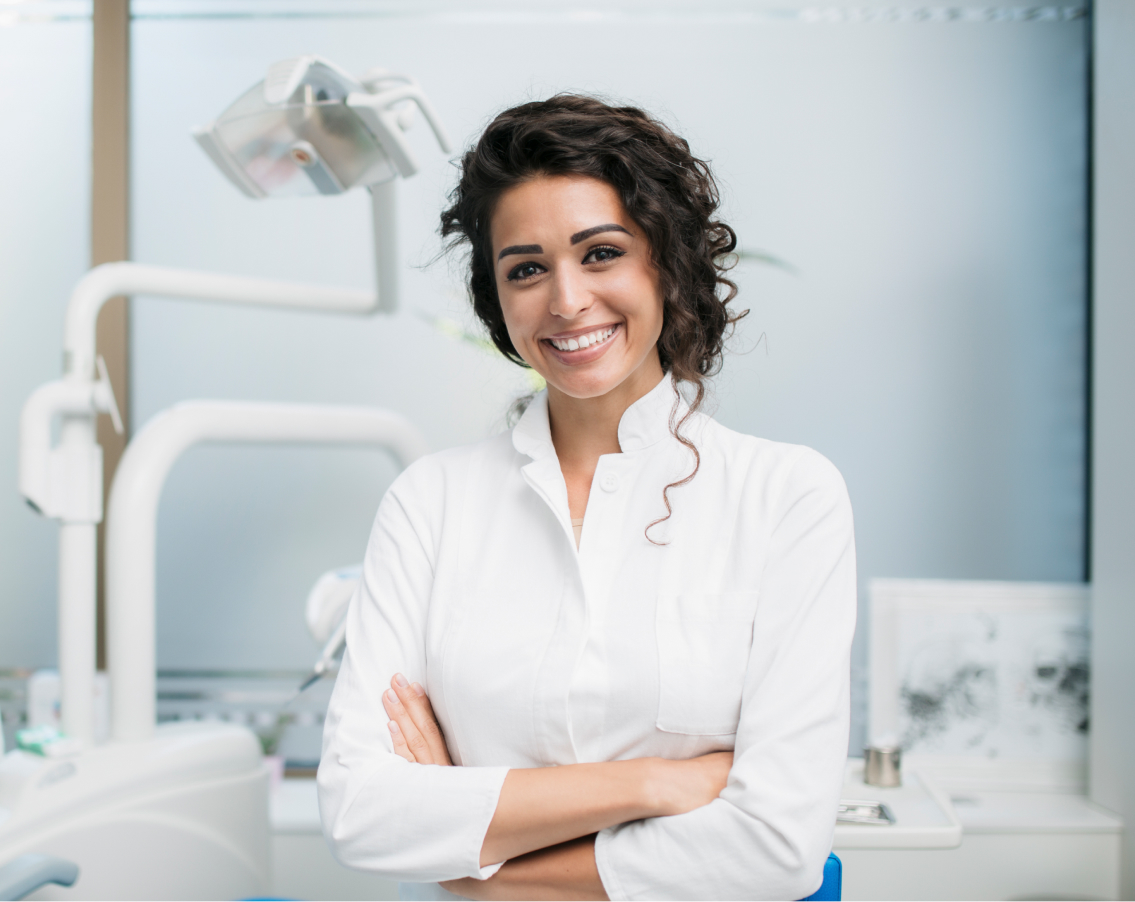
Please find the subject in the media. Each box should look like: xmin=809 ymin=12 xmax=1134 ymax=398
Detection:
xmin=193 ymin=56 xmax=453 ymax=312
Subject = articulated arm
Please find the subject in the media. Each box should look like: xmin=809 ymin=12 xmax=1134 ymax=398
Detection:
xmin=105 ymin=400 xmax=429 ymax=742
xmin=19 ymin=358 xmax=121 ymax=521
xmin=63 ymin=262 xmax=378 ymax=381
xmin=19 ymin=262 xmax=386 ymax=742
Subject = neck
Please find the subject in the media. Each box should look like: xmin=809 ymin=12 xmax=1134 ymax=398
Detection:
xmin=546 ymin=356 xmax=666 ymax=471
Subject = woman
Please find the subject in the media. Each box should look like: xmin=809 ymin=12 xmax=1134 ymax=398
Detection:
xmin=318 ymin=95 xmax=856 ymax=901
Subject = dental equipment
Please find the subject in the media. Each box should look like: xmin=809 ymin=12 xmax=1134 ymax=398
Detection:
xmin=19 ymin=56 xmax=450 ymax=744
xmin=305 ymin=565 xmax=361 ymax=646
xmin=296 ymin=618 xmax=348 ymax=697
xmin=18 ymin=263 xmax=376 ymax=746
xmin=105 ymin=401 xmax=428 ymax=741
xmin=0 ymin=401 xmax=427 ymax=898
xmin=295 ymin=566 xmax=361 ymax=696
xmin=9 ymin=55 xmax=446 ymax=899
xmin=194 ymin=56 xmax=453 ymax=313
xmin=0 ymin=853 xmax=79 ymax=901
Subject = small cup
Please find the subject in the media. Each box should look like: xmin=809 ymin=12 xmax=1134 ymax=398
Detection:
xmin=864 ymin=745 xmax=902 ymax=787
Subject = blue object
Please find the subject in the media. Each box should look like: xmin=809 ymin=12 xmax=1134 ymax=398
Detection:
xmin=800 ymin=853 xmax=842 ymax=901
xmin=0 ymin=854 xmax=79 ymax=901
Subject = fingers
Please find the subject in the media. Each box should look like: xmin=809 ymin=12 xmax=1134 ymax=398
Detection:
xmin=381 ymin=673 xmax=453 ymax=766
xmin=382 ymin=683 xmax=435 ymax=764
xmin=390 ymin=673 xmax=453 ymax=766
xmin=387 ymin=718 xmax=416 ymax=762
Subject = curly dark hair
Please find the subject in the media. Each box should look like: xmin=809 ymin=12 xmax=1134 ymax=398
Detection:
xmin=440 ymin=94 xmax=747 ymax=540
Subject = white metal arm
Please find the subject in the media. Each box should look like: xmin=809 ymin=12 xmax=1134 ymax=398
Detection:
xmin=104 ymin=400 xmax=428 ymax=742
xmin=63 ymin=262 xmax=378 ymax=380
xmin=18 ymin=262 xmax=384 ymax=744
xmin=347 ymin=82 xmax=453 ymax=180
xmin=19 ymin=359 xmax=121 ymax=520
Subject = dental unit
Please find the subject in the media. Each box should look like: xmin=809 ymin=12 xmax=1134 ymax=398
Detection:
xmin=297 ymin=566 xmax=360 ymax=696
xmin=1 ymin=56 xmax=446 ymax=900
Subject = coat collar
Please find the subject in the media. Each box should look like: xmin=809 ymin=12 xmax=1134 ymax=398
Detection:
xmin=511 ymin=373 xmax=687 ymax=461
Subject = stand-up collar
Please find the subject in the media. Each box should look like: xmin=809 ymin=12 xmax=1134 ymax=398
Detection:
xmin=512 ymin=374 xmax=687 ymax=461
xmin=511 ymin=391 xmax=557 ymax=461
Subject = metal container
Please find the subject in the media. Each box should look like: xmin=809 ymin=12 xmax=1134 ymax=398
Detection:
xmin=864 ymin=745 xmax=902 ymax=787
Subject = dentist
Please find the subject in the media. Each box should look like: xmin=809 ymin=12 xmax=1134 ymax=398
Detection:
xmin=318 ymin=95 xmax=857 ymax=901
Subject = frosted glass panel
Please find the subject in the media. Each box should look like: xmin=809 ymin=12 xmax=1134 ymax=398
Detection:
xmin=0 ymin=16 xmax=91 ymax=668
xmin=131 ymin=5 xmax=1087 ymax=754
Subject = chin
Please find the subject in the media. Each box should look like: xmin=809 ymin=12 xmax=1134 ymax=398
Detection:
xmin=547 ymin=368 xmax=631 ymax=400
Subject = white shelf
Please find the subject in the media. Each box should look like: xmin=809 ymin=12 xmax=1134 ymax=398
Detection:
xmin=834 ymin=759 xmax=962 ymax=850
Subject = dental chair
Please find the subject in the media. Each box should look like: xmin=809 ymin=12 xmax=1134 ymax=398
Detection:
xmin=801 ymin=852 xmax=842 ymax=901
xmin=0 ymin=854 xmax=78 ymax=901
xmin=0 ymin=400 xmax=428 ymax=900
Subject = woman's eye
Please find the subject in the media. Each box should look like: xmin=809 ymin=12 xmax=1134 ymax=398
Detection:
xmin=584 ymin=245 xmax=625 ymax=265
xmin=507 ymin=261 xmax=544 ymax=282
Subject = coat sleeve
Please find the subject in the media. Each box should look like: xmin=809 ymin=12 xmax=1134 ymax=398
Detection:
xmin=317 ymin=460 xmax=510 ymax=882
xmin=595 ymin=448 xmax=857 ymax=901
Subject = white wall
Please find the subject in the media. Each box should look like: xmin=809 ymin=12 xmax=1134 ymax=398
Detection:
xmin=0 ymin=14 xmax=91 ymax=669
xmin=126 ymin=2 xmax=1089 ymax=751
xmin=0 ymin=2 xmax=1091 ymax=760
xmin=1090 ymin=0 xmax=1135 ymax=894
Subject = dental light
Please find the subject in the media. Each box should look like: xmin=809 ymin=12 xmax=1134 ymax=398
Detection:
xmin=18 ymin=57 xmax=451 ymax=747
xmin=5 ymin=55 xmax=446 ymax=900
xmin=193 ymin=56 xmax=453 ymax=312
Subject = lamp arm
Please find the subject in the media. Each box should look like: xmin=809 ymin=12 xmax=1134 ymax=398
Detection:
xmin=105 ymin=400 xmax=429 ymax=742
xmin=398 ymin=85 xmax=454 ymax=155
xmin=346 ymin=84 xmax=454 ymax=181
xmin=18 ymin=375 xmax=119 ymax=521
xmin=370 ymin=180 xmax=398 ymax=315
xmin=63 ymin=262 xmax=379 ymax=381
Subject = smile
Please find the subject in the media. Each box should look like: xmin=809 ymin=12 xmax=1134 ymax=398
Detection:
xmin=546 ymin=326 xmax=617 ymax=353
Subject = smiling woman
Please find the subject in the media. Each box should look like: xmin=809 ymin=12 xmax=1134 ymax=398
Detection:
xmin=317 ymin=95 xmax=857 ymax=901
xmin=493 ymin=180 xmax=660 ymax=401
xmin=443 ymin=96 xmax=746 ymax=542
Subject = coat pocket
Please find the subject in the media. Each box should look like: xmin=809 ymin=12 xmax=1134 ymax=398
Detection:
xmin=655 ymin=592 xmax=760 ymax=735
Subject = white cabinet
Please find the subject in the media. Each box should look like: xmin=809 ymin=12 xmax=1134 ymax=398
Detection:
xmin=839 ymin=775 xmax=1122 ymax=900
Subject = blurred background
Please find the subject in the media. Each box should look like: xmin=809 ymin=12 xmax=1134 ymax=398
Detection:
xmin=0 ymin=0 xmax=1089 ymax=746
xmin=1 ymin=1 xmax=1131 ymax=900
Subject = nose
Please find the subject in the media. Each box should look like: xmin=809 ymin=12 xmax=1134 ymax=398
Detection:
xmin=548 ymin=265 xmax=592 ymax=320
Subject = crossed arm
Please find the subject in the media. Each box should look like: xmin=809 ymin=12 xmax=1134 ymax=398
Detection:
xmin=380 ymin=674 xmax=733 ymax=900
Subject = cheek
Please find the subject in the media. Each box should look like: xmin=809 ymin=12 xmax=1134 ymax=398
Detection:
xmin=613 ymin=269 xmax=664 ymax=341
xmin=498 ymin=292 xmax=540 ymax=358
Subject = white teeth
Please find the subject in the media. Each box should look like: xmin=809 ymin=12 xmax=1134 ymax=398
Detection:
xmin=551 ymin=326 xmax=615 ymax=352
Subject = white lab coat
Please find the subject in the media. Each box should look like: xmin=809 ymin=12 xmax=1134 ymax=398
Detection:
xmin=318 ymin=375 xmax=857 ymax=901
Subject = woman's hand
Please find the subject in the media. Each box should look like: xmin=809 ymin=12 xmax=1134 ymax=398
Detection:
xmin=649 ymin=751 xmax=734 ymax=817
xmin=381 ymin=673 xmax=453 ymax=765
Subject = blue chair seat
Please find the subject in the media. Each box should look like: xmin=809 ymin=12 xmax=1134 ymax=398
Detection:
xmin=800 ymin=852 xmax=842 ymax=901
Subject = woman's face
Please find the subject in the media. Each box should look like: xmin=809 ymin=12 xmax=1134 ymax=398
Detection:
xmin=490 ymin=174 xmax=664 ymax=401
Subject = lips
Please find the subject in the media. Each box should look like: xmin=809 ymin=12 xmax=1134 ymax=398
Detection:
xmin=546 ymin=325 xmax=617 ymax=353
xmin=540 ymin=322 xmax=623 ymax=368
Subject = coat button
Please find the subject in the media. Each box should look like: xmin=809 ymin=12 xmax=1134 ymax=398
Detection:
xmin=600 ymin=472 xmax=620 ymax=493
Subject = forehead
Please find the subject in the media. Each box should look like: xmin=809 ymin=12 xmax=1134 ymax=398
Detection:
xmin=491 ymin=175 xmax=629 ymax=247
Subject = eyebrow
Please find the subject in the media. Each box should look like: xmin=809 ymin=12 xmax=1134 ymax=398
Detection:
xmin=498 ymin=244 xmax=542 ymax=261
xmin=571 ymin=223 xmax=631 ymax=244
xmin=496 ymin=224 xmax=632 ymax=262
